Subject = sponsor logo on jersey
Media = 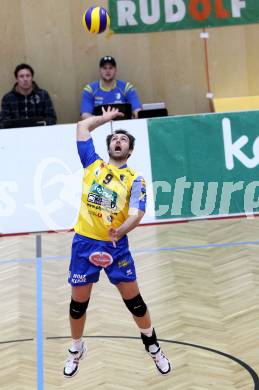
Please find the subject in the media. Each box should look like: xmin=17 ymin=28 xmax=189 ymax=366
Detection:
xmin=88 ymin=181 xmax=118 ymax=210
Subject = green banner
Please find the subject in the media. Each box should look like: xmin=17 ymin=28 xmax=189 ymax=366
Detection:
xmin=109 ymin=0 xmax=259 ymax=33
xmin=148 ymin=111 xmax=259 ymax=219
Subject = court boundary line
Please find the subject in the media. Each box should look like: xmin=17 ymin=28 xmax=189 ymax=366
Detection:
xmin=0 ymin=335 xmax=257 ymax=389
xmin=1 ymin=239 xmax=259 ymax=265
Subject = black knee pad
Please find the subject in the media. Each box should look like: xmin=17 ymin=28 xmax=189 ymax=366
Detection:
xmin=123 ymin=294 xmax=147 ymax=317
xmin=70 ymin=298 xmax=89 ymax=319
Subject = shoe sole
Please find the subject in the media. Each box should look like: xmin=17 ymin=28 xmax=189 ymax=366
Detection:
xmin=63 ymin=348 xmax=87 ymax=379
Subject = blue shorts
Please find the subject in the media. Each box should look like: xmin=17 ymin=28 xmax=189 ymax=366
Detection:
xmin=68 ymin=233 xmax=137 ymax=286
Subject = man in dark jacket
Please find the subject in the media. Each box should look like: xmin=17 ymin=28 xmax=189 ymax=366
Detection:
xmin=1 ymin=63 xmax=57 ymax=125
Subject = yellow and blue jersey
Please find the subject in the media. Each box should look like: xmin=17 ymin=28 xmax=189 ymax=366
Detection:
xmin=74 ymin=138 xmax=146 ymax=241
xmin=80 ymin=80 xmax=141 ymax=114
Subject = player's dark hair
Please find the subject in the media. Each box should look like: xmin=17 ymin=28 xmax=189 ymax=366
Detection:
xmin=106 ymin=129 xmax=135 ymax=151
xmin=14 ymin=63 xmax=34 ymax=78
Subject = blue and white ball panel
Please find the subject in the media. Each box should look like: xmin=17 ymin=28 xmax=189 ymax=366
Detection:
xmin=82 ymin=6 xmax=110 ymax=34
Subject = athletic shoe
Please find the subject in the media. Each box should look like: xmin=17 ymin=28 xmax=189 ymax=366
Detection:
xmin=147 ymin=344 xmax=171 ymax=375
xmin=63 ymin=341 xmax=86 ymax=378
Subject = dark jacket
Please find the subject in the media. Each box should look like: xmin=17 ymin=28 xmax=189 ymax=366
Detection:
xmin=1 ymin=82 xmax=57 ymax=125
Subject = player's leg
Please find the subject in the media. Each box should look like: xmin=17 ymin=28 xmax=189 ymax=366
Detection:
xmin=64 ymin=283 xmax=93 ymax=378
xmin=116 ymin=280 xmax=151 ymax=328
xmin=116 ymin=280 xmax=171 ymax=375
xmin=105 ymin=238 xmax=171 ymax=375
xmin=64 ymin=233 xmax=102 ymax=378
xmin=70 ymin=284 xmax=93 ymax=341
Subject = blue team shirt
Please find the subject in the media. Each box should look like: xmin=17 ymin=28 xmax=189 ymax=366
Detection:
xmin=80 ymin=80 xmax=142 ymax=115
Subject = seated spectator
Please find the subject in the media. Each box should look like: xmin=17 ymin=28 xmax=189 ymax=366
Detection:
xmin=80 ymin=56 xmax=142 ymax=119
xmin=1 ymin=63 xmax=57 ymax=125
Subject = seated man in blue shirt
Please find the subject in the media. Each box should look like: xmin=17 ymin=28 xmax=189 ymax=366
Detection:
xmin=80 ymin=56 xmax=142 ymax=119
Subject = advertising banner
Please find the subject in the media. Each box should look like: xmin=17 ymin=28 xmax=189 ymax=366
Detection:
xmin=2 ymin=111 xmax=259 ymax=234
xmin=148 ymin=111 xmax=259 ymax=219
xmin=0 ymin=120 xmax=152 ymax=234
xmin=109 ymin=0 xmax=259 ymax=33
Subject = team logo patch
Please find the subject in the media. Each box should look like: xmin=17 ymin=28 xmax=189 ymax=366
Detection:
xmin=118 ymin=260 xmax=129 ymax=268
xmin=94 ymin=167 xmax=101 ymax=177
xmin=139 ymin=187 xmax=146 ymax=201
xmin=127 ymin=168 xmax=135 ymax=176
xmin=89 ymin=251 xmax=113 ymax=268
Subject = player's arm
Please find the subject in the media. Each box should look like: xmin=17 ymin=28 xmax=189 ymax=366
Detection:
xmin=77 ymin=106 xmax=124 ymax=141
xmin=110 ymin=210 xmax=144 ymax=240
xmin=109 ymin=210 xmax=144 ymax=247
xmin=109 ymin=176 xmax=147 ymax=246
xmin=81 ymin=113 xmax=93 ymax=120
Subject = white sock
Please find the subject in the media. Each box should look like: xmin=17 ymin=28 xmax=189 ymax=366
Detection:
xmin=139 ymin=326 xmax=153 ymax=337
xmin=70 ymin=337 xmax=83 ymax=352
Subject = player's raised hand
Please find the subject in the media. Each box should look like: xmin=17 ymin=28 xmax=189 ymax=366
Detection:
xmin=77 ymin=106 xmax=124 ymax=141
xmin=101 ymin=106 xmax=124 ymax=121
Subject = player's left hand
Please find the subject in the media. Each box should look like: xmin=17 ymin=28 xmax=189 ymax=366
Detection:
xmin=108 ymin=227 xmax=119 ymax=248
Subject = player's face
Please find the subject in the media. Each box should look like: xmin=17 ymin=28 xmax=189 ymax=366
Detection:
xmin=100 ymin=64 xmax=116 ymax=82
xmin=109 ymin=133 xmax=132 ymax=160
xmin=16 ymin=69 xmax=33 ymax=91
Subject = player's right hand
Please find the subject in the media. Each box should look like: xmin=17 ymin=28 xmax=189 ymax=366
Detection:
xmin=108 ymin=227 xmax=119 ymax=248
xmin=102 ymin=106 xmax=124 ymax=121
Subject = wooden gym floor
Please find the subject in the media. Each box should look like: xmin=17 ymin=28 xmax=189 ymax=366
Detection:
xmin=0 ymin=218 xmax=259 ymax=389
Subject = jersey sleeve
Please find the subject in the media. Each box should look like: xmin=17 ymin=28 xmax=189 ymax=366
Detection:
xmin=124 ymin=83 xmax=142 ymax=112
xmin=80 ymin=85 xmax=94 ymax=114
xmin=129 ymin=176 xmax=147 ymax=212
xmin=77 ymin=138 xmax=101 ymax=168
